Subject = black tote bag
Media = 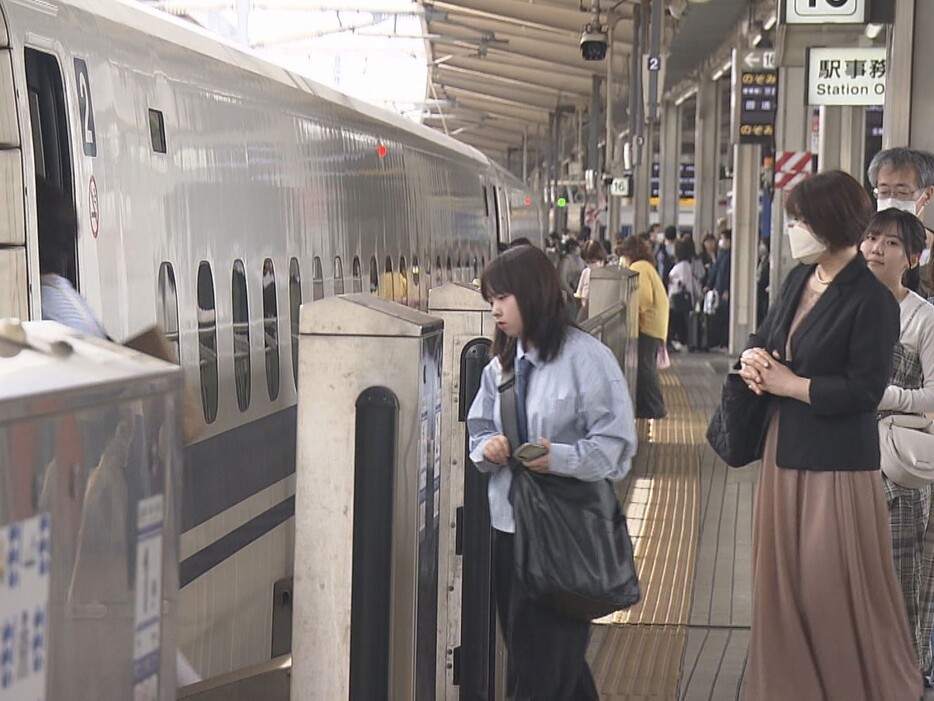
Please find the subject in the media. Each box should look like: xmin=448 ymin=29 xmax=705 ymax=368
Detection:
xmin=499 ymin=370 xmax=640 ymax=621
xmin=706 ymin=371 xmax=770 ymax=468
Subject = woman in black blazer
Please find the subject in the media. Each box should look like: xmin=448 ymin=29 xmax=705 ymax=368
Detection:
xmin=737 ymin=171 xmax=921 ymax=700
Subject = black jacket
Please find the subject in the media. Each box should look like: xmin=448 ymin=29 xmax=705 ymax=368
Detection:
xmin=744 ymin=254 xmax=899 ymax=471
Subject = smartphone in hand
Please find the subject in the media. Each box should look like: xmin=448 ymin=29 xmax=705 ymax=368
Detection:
xmin=514 ymin=442 xmax=548 ymax=462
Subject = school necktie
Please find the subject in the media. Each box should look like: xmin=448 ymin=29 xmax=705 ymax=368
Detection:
xmin=515 ymin=355 xmax=533 ymax=445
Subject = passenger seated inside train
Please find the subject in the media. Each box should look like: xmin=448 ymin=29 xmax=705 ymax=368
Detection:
xmin=36 ymin=178 xmax=107 ymax=339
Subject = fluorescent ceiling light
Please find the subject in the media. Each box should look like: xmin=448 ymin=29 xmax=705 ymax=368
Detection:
xmin=763 ymin=13 xmax=777 ymax=31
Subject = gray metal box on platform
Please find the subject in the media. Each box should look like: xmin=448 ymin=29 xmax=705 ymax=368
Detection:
xmin=426 ymin=283 xmax=499 ymax=701
xmin=0 ymin=320 xmax=183 ymax=701
xmin=585 ymin=267 xmax=640 ymax=404
xmin=292 ymin=295 xmax=444 ymax=701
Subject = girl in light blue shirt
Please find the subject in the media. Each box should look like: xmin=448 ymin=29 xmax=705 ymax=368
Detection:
xmin=467 ymin=245 xmax=637 ymax=700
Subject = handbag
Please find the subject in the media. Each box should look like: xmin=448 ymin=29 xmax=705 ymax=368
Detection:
xmin=656 ymin=343 xmax=671 ymax=369
xmin=706 ymin=371 xmax=770 ymax=468
xmin=879 ymin=414 xmax=934 ymax=488
xmin=498 ymin=369 xmax=640 ymax=621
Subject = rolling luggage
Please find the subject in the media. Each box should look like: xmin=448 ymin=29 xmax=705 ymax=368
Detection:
xmin=688 ymin=310 xmax=709 ymax=352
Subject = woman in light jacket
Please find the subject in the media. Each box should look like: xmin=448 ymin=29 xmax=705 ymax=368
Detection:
xmin=466 ymin=245 xmax=637 ymax=700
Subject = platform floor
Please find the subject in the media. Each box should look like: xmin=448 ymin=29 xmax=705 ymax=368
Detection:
xmin=586 ymin=352 xmax=756 ymax=700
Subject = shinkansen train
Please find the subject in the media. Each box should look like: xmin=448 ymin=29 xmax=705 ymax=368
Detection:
xmin=0 ymin=0 xmax=542 ymax=679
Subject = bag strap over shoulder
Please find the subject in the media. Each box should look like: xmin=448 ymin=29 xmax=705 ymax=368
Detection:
xmin=498 ymin=368 xmax=522 ymax=451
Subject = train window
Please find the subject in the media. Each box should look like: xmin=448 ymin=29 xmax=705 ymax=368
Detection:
xmin=481 ymin=255 xmax=486 ymax=271
xmin=411 ymin=256 xmax=420 ymax=309
xmin=456 ymin=257 xmax=463 ymax=283
xmin=482 ymin=185 xmax=489 ymax=217
xmin=262 ymin=258 xmax=280 ymax=401
xmin=149 ymin=109 xmax=166 ymax=154
xmin=289 ymin=257 xmax=301 ymax=390
xmin=352 ymin=256 xmax=363 ymax=293
xmin=446 ymin=256 xmax=453 ymax=282
xmin=472 ymin=257 xmax=479 ymax=280
xmin=334 ymin=256 xmax=344 ymax=295
xmin=381 ymin=256 xmax=394 ymax=300
xmin=231 ymin=260 xmax=251 ymax=412
xmin=156 ymin=263 xmax=179 ymax=363
xmin=369 ymin=256 xmax=379 ymax=294
xmin=398 ymin=256 xmax=408 ymax=305
xmin=312 ymin=256 xmax=324 ymax=301
xmin=197 ymin=261 xmax=219 ymax=424
xmin=435 ymin=256 xmax=443 ymax=287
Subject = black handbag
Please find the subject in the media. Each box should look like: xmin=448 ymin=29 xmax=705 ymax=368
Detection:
xmin=498 ymin=369 xmax=641 ymax=621
xmin=706 ymin=371 xmax=770 ymax=468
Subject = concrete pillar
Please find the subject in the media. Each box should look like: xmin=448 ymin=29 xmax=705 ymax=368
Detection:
xmin=632 ymin=126 xmax=653 ymax=235
xmin=659 ymin=100 xmax=681 ymax=229
xmin=694 ymin=77 xmax=718 ymax=239
xmin=729 ymin=144 xmax=760 ymax=354
xmin=882 ymin=0 xmax=915 ymax=149
xmin=818 ymin=106 xmax=865 ymax=179
xmin=589 ymin=76 xmax=602 ymax=173
xmin=838 ymin=106 xmax=866 ymax=180
xmin=818 ymin=105 xmax=842 ymax=172
xmin=769 ymin=66 xmax=809 ymax=302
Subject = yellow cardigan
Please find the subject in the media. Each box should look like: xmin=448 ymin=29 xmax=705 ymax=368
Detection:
xmin=625 ymin=259 xmax=669 ymax=341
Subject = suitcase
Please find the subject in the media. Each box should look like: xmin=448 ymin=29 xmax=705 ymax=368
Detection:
xmin=688 ymin=310 xmax=709 ymax=352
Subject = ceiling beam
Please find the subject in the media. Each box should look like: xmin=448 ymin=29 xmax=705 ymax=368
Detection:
xmin=434 ymin=63 xmax=591 ymax=100
xmin=427 ymin=22 xmax=627 ymax=76
xmin=424 ymin=0 xmax=633 ymax=42
xmin=433 ymin=42 xmax=599 ymax=81
xmin=430 ymin=96 xmax=552 ymax=125
xmin=436 ymin=74 xmax=569 ymax=111
xmin=444 ymin=55 xmax=594 ymax=96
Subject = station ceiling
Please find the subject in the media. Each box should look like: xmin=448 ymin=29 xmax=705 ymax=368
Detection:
xmin=417 ymin=0 xmax=754 ymax=165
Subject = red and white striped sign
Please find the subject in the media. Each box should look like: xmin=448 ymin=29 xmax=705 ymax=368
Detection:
xmin=774 ymin=151 xmax=813 ymax=190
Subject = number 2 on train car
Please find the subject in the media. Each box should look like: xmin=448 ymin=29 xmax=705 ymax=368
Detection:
xmin=73 ymin=58 xmax=97 ymax=157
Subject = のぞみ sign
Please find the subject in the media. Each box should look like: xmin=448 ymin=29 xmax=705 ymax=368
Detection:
xmin=806 ymin=47 xmax=885 ymax=106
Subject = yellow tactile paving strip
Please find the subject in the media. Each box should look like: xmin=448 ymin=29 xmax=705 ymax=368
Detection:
xmin=587 ymin=367 xmax=707 ymax=698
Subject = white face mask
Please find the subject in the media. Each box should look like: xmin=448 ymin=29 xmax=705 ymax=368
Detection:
xmin=787 ymin=222 xmax=826 ymax=264
xmin=655 ymin=232 xmax=665 ymax=244
xmin=921 ymin=248 xmax=932 ymax=267
xmin=877 ymin=197 xmax=920 ymax=215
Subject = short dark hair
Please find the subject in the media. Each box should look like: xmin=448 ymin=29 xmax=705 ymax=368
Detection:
xmin=675 ymin=239 xmax=694 ymax=263
xmin=786 ymin=170 xmax=872 ymax=251
xmin=865 ymin=208 xmax=928 ymax=292
xmin=509 ymin=237 xmax=534 ymax=248
xmin=664 ymin=225 xmax=677 ymax=241
xmin=619 ymin=234 xmax=653 ymax=263
xmin=581 ymin=239 xmax=607 ymax=264
xmin=480 ymin=246 xmax=572 ymax=370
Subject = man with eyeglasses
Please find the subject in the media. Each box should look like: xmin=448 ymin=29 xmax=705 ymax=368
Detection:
xmin=867 ymin=147 xmax=934 ymax=291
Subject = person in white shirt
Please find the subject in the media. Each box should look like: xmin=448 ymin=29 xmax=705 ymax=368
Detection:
xmin=36 ymin=179 xmax=107 ymax=339
xmin=667 ymin=240 xmax=701 ymax=350
xmin=860 ymin=208 xmax=934 ymax=681
xmin=573 ymin=239 xmax=607 ymax=322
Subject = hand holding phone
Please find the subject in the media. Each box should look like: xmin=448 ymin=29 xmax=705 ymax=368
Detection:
xmin=514 ymin=442 xmax=549 ymax=463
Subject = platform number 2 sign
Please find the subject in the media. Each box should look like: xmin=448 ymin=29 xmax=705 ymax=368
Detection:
xmin=73 ymin=59 xmax=97 ymax=157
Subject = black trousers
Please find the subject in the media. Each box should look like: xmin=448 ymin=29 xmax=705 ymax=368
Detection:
xmin=636 ymin=333 xmax=668 ymax=419
xmin=493 ymin=531 xmax=598 ymax=701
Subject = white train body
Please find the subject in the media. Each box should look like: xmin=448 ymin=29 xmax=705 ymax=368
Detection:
xmin=0 ymin=0 xmax=541 ymax=678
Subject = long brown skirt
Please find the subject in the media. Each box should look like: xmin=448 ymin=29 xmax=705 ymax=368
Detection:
xmin=745 ymin=414 xmax=922 ymax=701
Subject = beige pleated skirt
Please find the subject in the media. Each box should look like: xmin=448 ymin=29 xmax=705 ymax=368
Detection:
xmin=745 ymin=414 xmax=922 ymax=701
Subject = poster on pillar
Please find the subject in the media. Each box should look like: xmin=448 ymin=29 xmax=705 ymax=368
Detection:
xmin=732 ymin=49 xmax=778 ymax=146
xmin=806 ymin=47 xmax=885 ymax=106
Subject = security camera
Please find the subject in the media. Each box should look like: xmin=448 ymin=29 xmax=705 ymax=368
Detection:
xmin=580 ymin=23 xmax=608 ymax=61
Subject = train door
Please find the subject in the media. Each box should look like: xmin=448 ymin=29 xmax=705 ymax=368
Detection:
xmin=0 ymin=13 xmax=28 ymax=319
xmin=24 ymin=48 xmax=78 ymax=291
xmin=483 ymin=182 xmax=501 ymax=252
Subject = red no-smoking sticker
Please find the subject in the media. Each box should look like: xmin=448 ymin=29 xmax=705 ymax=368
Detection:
xmin=88 ymin=176 xmax=100 ymax=238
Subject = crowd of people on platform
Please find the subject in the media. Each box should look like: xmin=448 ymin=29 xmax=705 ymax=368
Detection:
xmin=475 ymin=146 xmax=934 ymax=700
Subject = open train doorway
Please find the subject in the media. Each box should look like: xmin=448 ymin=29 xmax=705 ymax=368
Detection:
xmin=24 ymin=48 xmax=78 ymax=289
